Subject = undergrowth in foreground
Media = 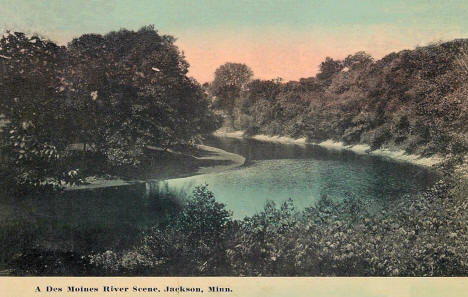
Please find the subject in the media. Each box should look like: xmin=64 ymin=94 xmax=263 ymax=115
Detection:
xmin=8 ymin=175 xmax=468 ymax=276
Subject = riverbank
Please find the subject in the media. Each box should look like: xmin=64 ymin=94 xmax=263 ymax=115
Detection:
xmin=66 ymin=144 xmax=245 ymax=190
xmin=213 ymin=130 xmax=444 ymax=168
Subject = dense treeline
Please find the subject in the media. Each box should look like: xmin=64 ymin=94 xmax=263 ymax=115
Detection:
xmin=209 ymin=40 xmax=468 ymax=159
xmin=8 ymin=178 xmax=467 ymax=276
xmin=0 ymin=27 xmax=220 ymax=194
xmin=2 ymin=28 xmax=467 ymax=277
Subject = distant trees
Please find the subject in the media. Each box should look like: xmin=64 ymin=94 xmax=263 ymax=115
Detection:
xmin=316 ymin=57 xmax=343 ymax=81
xmin=210 ymin=63 xmax=253 ymax=118
xmin=0 ymin=27 xmax=220 ymax=194
xmin=208 ymin=40 xmax=468 ymax=158
xmin=343 ymin=51 xmax=374 ymax=70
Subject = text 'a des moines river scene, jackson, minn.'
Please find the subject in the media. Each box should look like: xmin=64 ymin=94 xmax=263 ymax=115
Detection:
xmin=0 ymin=0 xmax=467 ymax=277
xmin=35 ymin=285 xmax=232 ymax=293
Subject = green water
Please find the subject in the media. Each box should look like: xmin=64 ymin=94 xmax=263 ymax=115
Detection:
xmin=0 ymin=136 xmax=438 ymax=264
xmin=161 ymin=136 xmax=438 ymax=219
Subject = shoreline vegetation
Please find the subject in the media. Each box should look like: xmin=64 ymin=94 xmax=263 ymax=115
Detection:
xmin=65 ymin=144 xmax=245 ymax=190
xmin=1 ymin=26 xmax=467 ymax=276
xmin=214 ymin=129 xmax=444 ymax=168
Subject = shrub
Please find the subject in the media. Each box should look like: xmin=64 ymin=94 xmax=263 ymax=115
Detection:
xmin=370 ymin=124 xmax=392 ymax=150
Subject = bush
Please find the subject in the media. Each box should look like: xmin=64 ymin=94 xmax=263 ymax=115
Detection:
xmin=83 ymin=177 xmax=468 ymax=276
xmin=243 ymin=124 xmax=260 ymax=137
xmin=8 ymin=249 xmax=92 ymax=276
xmin=370 ymin=124 xmax=392 ymax=150
xmin=89 ymin=185 xmax=232 ymax=276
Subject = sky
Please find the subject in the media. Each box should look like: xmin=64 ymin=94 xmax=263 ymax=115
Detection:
xmin=1 ymin=0 xmax=468 ymax=82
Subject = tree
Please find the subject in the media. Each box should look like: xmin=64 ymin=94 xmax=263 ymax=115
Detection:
xmin=1 ymin=26 xmax=222 ymax=193
xmin=210 ymin=63 xmax=253 ymax=119
xmin=240 ymin=79 xmax=282 ymax=111
xmin=0 ymin=32 xmax=80 ymax=193
xmin=316 ymin=57 xmax=343 ymax=81
xmin=66 ymin=26 xmax=220 ymax=166
xmin=343 ymin=51 xmax=374 ymax=70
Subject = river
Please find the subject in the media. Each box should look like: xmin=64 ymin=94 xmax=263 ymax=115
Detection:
xmin=0 ymin=135 xmax=439 ymax=267
xmin=159 ymin=136 xmax=439 ymax=219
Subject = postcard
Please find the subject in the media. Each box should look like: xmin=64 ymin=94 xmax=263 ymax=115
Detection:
xmin=0 ymin=1 xmax=467 ymax=296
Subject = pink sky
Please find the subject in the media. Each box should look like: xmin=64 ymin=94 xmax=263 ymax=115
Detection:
xmin=176 ymin=25 xmax=466 ymax=83
xmin=3 ymin=1 xmax=468 ymax=83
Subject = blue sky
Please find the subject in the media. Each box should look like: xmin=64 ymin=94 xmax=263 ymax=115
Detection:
xmin=1 ymin=0 xmax=467 ymax=82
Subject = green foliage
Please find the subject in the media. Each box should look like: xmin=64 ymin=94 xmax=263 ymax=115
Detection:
xmin=9 ymin=249 xmax=92 ymax=276
xmin=89 ymin=185 xmax=232 ymax=275
xmin=83 ymin=177 xmax=467 ymax=276
xmin=66 ymin=26 xmax=220 ymax=166
xmin=344 ymin=51 xmax=374 ymax=71
xmin=226 ymin=199 xmax=300 ymax=276
xmin=0 ymin=32 xmax=80 ymax=193
xmin=317 ymin=57 xmax=344 ymax=81
xmin=209 ymin=40 xmax=468 ymax=158
xmin=210 ymin=63 xmax=253 ymax=125
xmin=370 ymin=124 xmax=392 ymax=150
xmin=0 ymin=27 xmax=220 ymax=194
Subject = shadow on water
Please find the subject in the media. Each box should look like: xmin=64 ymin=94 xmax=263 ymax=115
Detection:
xmin=203 ymin=135 xmax=439 ymax=189
xmin=0 ymin=182 xmax=187 ymax=270
xmin=0 ymin=135 xmax=439 ymax=271
xmin=164 ymin=135 xmax=440 ymax=219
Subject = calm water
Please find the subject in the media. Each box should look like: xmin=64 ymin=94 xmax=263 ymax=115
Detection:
xmin=161 ymin=136 xmax=438 ymax=218
xmin=0 ymin=136 xmax=439 ymax=263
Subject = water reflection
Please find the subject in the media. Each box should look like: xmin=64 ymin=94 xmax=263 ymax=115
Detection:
xmin=161 ymin=136 xmax=438 ymax=219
